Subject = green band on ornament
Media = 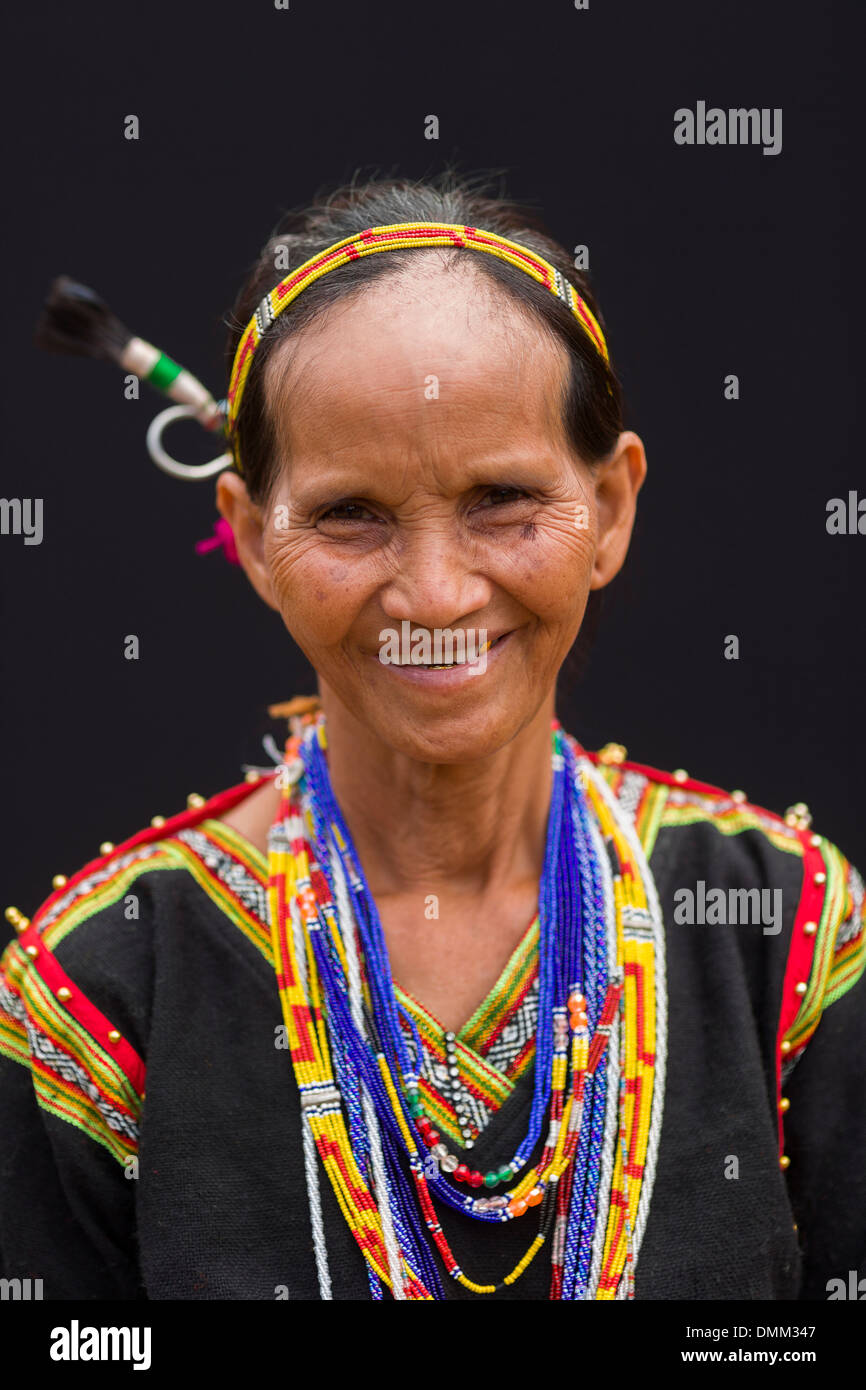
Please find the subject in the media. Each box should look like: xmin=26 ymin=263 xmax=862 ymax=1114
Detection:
xmin=147 ymin=353 xmax=183 ymax=391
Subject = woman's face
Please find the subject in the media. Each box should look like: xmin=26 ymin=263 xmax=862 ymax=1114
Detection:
xmin=220 ymin=265 xmax=645 ymax=763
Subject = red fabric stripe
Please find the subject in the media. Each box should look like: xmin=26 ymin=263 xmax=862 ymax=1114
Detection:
xmin=776 ymin=830 xmax=826 ymax=1154
xmin=28 ymin=1051 xmax=137 ymax=1126
xmin=18 ymin=929 xmax=145 ymax=1093
xmin=583 ymin=751 xmax=770 ymax=804
xmin=32 ymin=774 xmax=275 ymax=933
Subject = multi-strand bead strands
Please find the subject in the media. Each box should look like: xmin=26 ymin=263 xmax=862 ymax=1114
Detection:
xmin=295 ymin=721 xmax=603 ymax=1294
xmin=267 ymin=769 xmax=434 ymax=1299
xmin=571 ymin=750 xmax=667 ymax=1298
xmin=268 ymin=714 xmax=666 ymax=1298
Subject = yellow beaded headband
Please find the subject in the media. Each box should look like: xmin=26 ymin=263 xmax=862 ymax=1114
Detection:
xmin=226 ymin=221 xmax=611 ymax=475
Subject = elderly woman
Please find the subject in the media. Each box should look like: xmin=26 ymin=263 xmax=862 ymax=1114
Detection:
xmin=1 ymin=175 xmax=864 ymax=1302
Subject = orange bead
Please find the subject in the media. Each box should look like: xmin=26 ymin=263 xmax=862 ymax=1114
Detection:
xmin=508 ymin=1198 xmax=528 ymax=1218
xmin=567 ymin=992 xmax=586 ymax=1013
xmin=526 ymin=1187 xmax=544 ymax=1207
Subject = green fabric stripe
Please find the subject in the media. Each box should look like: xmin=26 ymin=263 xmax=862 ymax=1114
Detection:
xmin=199 ymin=818 xmax=269 ymax=878
xmin=461 ymin=916 xmax=538 ymax=1047
xmin=397 ymin=991 xmax=512 ymax=1101
xmin=169 ymin=843 xmax=272 ymax=962
xmin=43 ymin=852 xmax=183 ymax=951
xmin=30 ymin=1076 xmax=134 ymax=1165
xmin=21 ymin=965 xmax=141 ymax=1111
xmin=786 ymin=843 xmax=850 ymax=1045
xmin=658 ymin=804 xmax=804 ymax=856
xmin=0 ymin=1015 xmax=29 ymax=1065
xmin=822 ymin=925 xmax=866 ymax=1007
xmin=636 ymin=782 xmax=669 ymax=861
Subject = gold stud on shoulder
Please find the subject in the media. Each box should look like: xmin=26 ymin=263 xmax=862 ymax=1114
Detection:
xmin=779 ymin=1096 xmax=791 ymax=1113
xmin=598 ymin=742 xmax=627 ymax=766
xmin=672 ymin=769 xmax=688 ymax=783
xmin=52 ymin=874 xmax=67 ymax=890
xmin=730 ymin=789 xmax=747 ymax=804
xmin=803 ymin=920 xmax=817 ymax=936
xmin=107 ymin=1029 xmax=121 ymax=1044
xmin=814 ymin=871 xmax=827 ymax=886
xmin=781 ymin=1039 xmax=792 ymax=1054
xmin=151 ymin=815 xmax=166 ymax=829
xmin=187 ymin=793 xmax=205 ymax=809
xmin=57 ymin=986 xmax=72 ymax=1002
xmin=809 ymin=833 xmax=822 ymax=848
xmin=100 ymin=841 xmax=115 ymax=855
xmin=5 ymin=906 xmax=29 ymax=932
xmin=779 ymin=1154 xmax=791 ymax=1170
xmin=784 ymin=802 xmax=812 ymax=830
xmin=794 ymin=981 xmax=808 ymax=996
xmin=24 ymin=944 xmax=38 ymax=959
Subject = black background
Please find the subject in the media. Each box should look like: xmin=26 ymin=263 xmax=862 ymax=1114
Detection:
xmin=1 ymin=0 xmax=862 ymax=931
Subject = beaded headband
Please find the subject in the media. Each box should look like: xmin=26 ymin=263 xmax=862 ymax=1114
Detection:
xmin=225 ymin=221 xmax=611 ymax=474
xmin=35 ymin=222 xmax=611 ymax=560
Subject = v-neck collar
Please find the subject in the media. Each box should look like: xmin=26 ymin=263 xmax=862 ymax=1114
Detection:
xmin=395 ymin=911 xmax=539 ymax=1054
xmin=176 ymin=818 xmax=541 ymax=1142
xmin=394 ymin=914 xmax=540 ymax=1145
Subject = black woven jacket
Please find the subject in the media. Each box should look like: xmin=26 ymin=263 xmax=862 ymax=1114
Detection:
xmin=1 ymin=750 xmax=864 ymax=1300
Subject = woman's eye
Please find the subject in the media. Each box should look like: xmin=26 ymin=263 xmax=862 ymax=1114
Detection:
xmin=318 ymin=501 xmax=376 ymax=524
xmin=476 ymin=486 xmax=529 ymax=509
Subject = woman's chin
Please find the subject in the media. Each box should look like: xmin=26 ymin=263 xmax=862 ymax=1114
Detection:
xmin=352 ymin=683 xmax=543 ymax=765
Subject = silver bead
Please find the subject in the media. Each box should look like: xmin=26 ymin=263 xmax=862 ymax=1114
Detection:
xmin=431 ymin=1143 xmax=448 ymax=1161
xmin=440 ymin=1153 xmax=458 ymax=1173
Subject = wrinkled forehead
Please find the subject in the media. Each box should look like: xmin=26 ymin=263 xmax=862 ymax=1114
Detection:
xmin=262 ymin=263 xmax=571 ymax=463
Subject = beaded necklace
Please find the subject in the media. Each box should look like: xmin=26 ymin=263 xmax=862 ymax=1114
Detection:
xmin=268 ymin=713 xmax=666 ymax=1299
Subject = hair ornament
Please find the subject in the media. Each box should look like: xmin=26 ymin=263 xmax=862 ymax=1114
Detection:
xmin=34 ymin=276 xmax=232 ymax=481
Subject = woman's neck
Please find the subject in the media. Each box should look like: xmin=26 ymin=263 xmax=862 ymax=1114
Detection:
xmin=320 ymin=687 xmax=556 ymax=902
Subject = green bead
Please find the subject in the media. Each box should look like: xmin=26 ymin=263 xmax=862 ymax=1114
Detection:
xmin=409 ymin=1098 xmax=424 ymax=1116
xmin=498 ymin=1166 xmax=513 ymax=1184
xmin=484 ymin=1171 xmax=499 ymax=1189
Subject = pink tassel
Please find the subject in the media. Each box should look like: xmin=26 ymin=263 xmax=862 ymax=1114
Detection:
xmin=195 ymin=518 xmax=240 ymax=566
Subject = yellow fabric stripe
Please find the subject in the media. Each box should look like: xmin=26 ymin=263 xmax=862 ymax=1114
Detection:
xmin=659 ymin=802 xmax=803 ymax=856
xmin=41 ymin=851 xmax=181 ymax=951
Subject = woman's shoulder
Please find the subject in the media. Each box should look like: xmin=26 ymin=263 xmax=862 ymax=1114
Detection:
xmin=0 ymin=772 xmax=275 ymax=1115
xmin=587 ymin=740 xmax=866 ymax=1067
xmin=586 ymin=739 xmax=858 ymax=870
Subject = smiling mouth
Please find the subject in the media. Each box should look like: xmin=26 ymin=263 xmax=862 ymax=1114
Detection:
xmin=388 ymin=633 xmax=511 ymax=669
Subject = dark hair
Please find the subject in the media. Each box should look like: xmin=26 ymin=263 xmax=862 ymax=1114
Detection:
xmin=224 ymin=168 xmax=624 ymax=505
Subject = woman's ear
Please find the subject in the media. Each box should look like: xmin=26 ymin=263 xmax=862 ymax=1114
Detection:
xmin=216 ymin=471 xmax=281 ymax=612
xmin=589 ymin=431 xmax=647 ymax=591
